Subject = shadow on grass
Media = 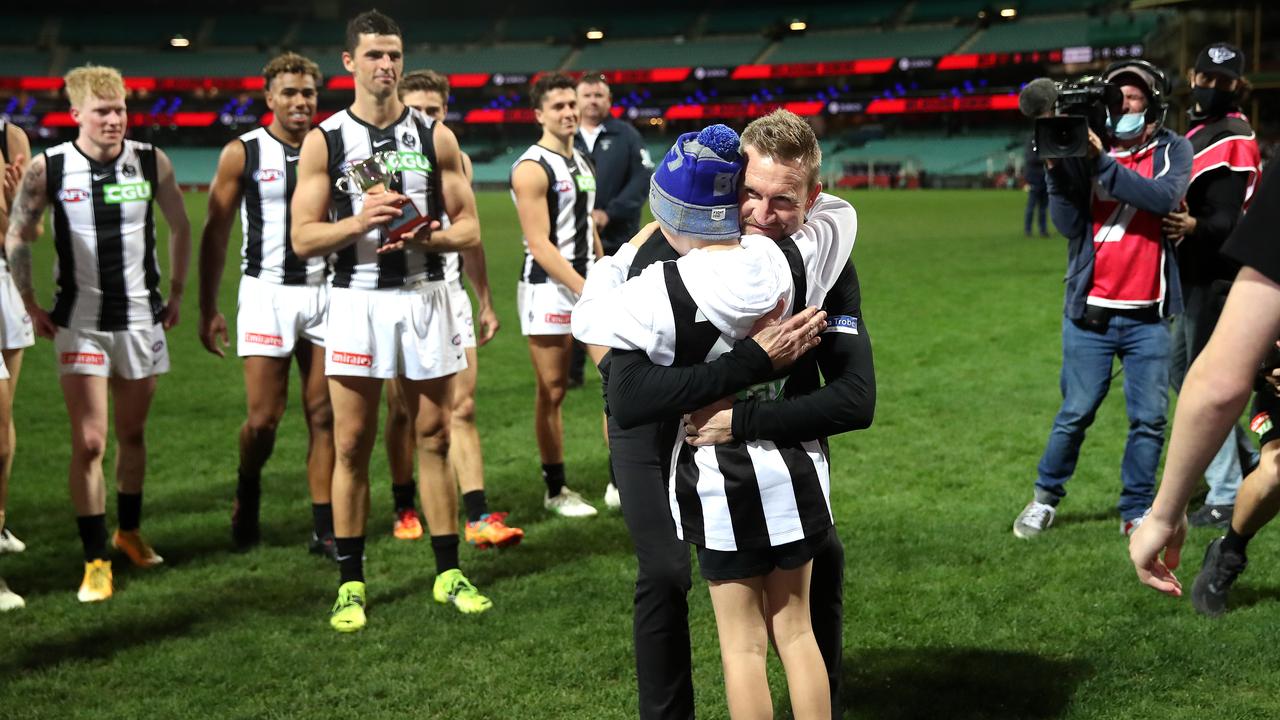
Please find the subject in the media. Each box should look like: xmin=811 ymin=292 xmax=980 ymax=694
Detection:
xmin=1051 ymin=508 xmax=1115 ymax=528
xmin=841 ymin=647 xmax=1092 ymax=719
xmin=1226 ymin=584 xmax=1280 ymax=613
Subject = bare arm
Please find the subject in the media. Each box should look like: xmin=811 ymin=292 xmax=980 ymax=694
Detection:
xmin=290 ymin=127 xmax=402 ymax=259
xmin=4 ymin=154 xmax=55 ymax=337
xmin=197 ymin=140 xmax=245 ymax=356
xmin=512 ymin=160 xmax=586 ymax=294
xmin=153 ymin=149 xmax=191 ymax=329
xmin=0 ymin=123 xmax=32 ymax=227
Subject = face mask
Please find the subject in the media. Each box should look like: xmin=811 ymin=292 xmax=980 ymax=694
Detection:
xmin=1192 ymin=86 xmax=1235 ymax=117
xmin=1109 ymin=111 xmax=1147 ymax=140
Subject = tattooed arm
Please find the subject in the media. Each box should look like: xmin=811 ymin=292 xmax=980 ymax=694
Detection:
xmin=4 ymin=154 xmax=55 ymax=338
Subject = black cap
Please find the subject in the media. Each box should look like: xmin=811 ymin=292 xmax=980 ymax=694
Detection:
xmin=1195 ymin=42 xmax=1244 ymax=79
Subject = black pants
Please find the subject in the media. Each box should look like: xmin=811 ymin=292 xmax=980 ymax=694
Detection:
xmin=610 ymin=415 xmax=844 ymax=719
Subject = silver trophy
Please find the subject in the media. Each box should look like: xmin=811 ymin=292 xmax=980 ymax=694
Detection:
xmin=334 ymin=150 xmax=428 ymax=243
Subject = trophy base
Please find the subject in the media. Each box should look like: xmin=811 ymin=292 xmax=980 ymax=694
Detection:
xmin=385 ymin=199 xmax=432 ymax=244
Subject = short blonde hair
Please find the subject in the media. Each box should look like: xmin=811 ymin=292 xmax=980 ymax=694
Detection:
xmin=64 ymin=65 xmax=125 ymax=107
xmin=741 ymin=110 xmax=822 ymax=190
xmin=262 ymin=52 xmax=322 ymax=88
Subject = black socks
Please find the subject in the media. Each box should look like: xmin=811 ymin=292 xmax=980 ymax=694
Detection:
xmin=117 ymin=492 xmax=142 ymax=532
xmin=77 ymin=514 xmax=109 ymax=561
xmin=430 ymin=534 xmax=460 ymax=575
xmin=462 ymin=490 xmax=489 ymax=523
xmin=542 ymin=463 xmax=566 ymax=498
xmin=335 ymin=536 xmax=366 ymax=584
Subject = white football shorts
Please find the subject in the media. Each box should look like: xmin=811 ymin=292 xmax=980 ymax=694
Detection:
xmin=448 ymin=280 xmax=477 ymax=350
xmin=236 ymin=275 xmax=328 ymax=358
xmin=0 ymin=273 xmax=35 ymax=351
xmin=518 ymin=280 xmax=577 ymax=336
xmin=54 ymin=323 xmax=170 ymax=379
xmin=324 ymin=281 xmax=467 ymax=381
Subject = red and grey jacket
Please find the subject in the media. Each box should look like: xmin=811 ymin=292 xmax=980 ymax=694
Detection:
xmin=1176 ymin=112 xmax=1261 ymax=286
xmin=1047 ymin=127 xmax=1193 ymax=320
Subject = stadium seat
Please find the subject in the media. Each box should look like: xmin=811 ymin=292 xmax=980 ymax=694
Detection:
xmin=407 ymin=44 xmax=570 ymax=74
xmin=292 ymin=18 xmax=347 ymax=48
xmin=824 ymin=134 xmax=1017 ymax=176
xmin=207 ymin=14 xmax=291 ymax=48
xmin=599 ymin=11 xmax=698 ymax=40
xmin=164 ymin=147 xmax=223 ymax=185
xmin=570 ymin=37 xmax=768 ymax=70
xmin=770 ymin=26 xmax=970 ymax=63
xmin=1018 ymin=0 xmax=1102 ymax=15
xmin=967 ymin=12 xmax=1164 ymax=53
xmin=806 ymin=2 xmax=904 ymax=29
xmin=402 ymin=17 xmax=493 ymax=45
xmin=58 ymin=14 xmax=201 ymax=48
xmin=500 ymin=14 xmax=577 ymax=43
xmin=0 ymin=15 xmax=49 ymax=48
xmin=907 ymin=0 xmax=989 ymax=24
xmin=702 ymin=7 xmax=794 ymax=36
xmin=0 ymin=51 xmax=52 ymax=76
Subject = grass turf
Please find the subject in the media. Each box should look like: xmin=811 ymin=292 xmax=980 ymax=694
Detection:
xmin=1 ymin=189 xmax=1276 ymax=718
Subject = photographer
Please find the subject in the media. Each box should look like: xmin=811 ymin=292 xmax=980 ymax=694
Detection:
xmin=1013 ymin=60 xmax=1192 ymax=540
xmin=1165 ymin=42 xmax=1262 ymax=529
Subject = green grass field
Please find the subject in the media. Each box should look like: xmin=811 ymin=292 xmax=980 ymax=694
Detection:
xmin=2 ymin=189 xmax=1277 ymax=719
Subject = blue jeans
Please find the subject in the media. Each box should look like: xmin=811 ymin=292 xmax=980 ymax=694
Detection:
xmin=1035 ymin=314 xmax=1171 ymax=520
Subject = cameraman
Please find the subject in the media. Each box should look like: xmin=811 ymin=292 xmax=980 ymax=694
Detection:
xmin=1013 ymin=60 xmax=1193 ymax=540
xmin=1165 ymin=42 xmax=1262 ymax=529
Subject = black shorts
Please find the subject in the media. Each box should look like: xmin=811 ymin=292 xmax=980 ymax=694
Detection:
xmin=697 ymin=527 xmax=835 ymax=582
xmin=1252 ymin=389 xmax=1280 ymax=448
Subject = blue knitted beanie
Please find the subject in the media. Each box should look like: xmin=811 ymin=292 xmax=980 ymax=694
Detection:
xmin=649 ymin=124 xmax=743 ymax=242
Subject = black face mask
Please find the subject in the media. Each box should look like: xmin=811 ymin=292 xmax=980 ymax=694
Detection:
xmin=1192 ymin=85 xmax=1236 ymax=117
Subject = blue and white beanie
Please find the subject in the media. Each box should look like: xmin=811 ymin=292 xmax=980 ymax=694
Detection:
xmin=649 ymin=124 xmax=742 ymax=242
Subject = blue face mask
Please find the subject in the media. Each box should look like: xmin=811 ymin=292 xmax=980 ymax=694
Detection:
xmin=1109 ymin=111 xmax=1146 ymax=140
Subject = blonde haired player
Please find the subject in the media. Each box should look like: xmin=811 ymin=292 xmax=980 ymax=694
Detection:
xmin=197 ymin=52 xmax=338 ymax=557
xmin=4 ymin=64 xmax=191 ymax=602
xmin=384 ymin=69 xmax=522 ymax=551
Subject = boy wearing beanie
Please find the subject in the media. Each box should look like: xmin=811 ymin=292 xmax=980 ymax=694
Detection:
xmin=574 ymin=124 xmax=834 ymax=720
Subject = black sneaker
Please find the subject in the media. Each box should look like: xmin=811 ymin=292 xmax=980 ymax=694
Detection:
xmin=1191 ymin=537 xmax=1247 ymax=618
xmin=308 ymin=532 xmax=338 ymax=562
xmin=231 ymin=496 xmax=261 ymax=550
xmin=1188 ymin=503 xmax=1233 ymax=529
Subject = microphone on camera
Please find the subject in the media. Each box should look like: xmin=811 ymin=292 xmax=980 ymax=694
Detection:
xmin=1018 ymin=78 xmax=1058 ymax=118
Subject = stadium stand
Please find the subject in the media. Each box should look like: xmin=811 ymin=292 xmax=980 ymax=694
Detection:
xmin=598 ymin=11 xmax=698 ymax=40
xmin=207 ymin=14 xmax=291 ymax=48
xmin=64 ymin=50 xmax=273 ymax=77
xmin=967 ymin=12 xmax=1165 ymax=53
xmin=907 ymin=0 xmax=989 ymax=24
xmin=806 ymin=2 xmax=906 ymax=28
xmin=768 ymin=26 xmax=972 ymax=63
xmin=0 ymin=15 xmax=49 ymax=48
xmin=410 ymin=44 xmax=570 ymax=74
xmin=58 ymin=13 xmax=202 ymax=48
xmin=402 ymin=16 xmax=493 ymax=45
xmin=0 ymin=51 xmax=50 ymax=76
xmin=826 ymin=134 xmax=1017 ymax=175
xmin=570 ymin=36 xmax=769 ymax=71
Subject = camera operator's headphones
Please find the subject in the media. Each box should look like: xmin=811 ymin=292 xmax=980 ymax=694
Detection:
xmin=1103 ymin=59 xmax=1169 ymax=126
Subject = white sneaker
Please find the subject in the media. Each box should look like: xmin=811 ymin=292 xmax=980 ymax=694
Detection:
xmin=0 ymin=527 xmax=25 ymax=554
xmin=0 ymin=577 xmax=24 ymax=611
xmin=1122 ymin=514 xmax=1146 ymax=537
xmin=604 ymin=483 xmax=622 ymax=510
xmin=544 ymin=487 xmax=598 ymax=518
xmin=1012 ymin=500 xmax=1056 ymax=539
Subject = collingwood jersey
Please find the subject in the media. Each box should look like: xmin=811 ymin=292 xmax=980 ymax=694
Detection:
xmin=320 ymin=107 xmax=445 ymax=290
xmin=511 ymin=145 xmax=596 ymax=285
xmin=238 ymin=127 xmax=324 ymax=285
xmin=44 ymin=139 xmax=164 ymax=331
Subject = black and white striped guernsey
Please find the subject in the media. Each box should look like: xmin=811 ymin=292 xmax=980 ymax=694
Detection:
xmin=237 ymin=127 xmax=324 ymax=285
xmin=0 ymin=118 xmax=10 ymax=273
xmin=319 ymin=106 xmax=445 ymax=290
xmin=664 ymin=240 xmax=832 ymax=552
xmin=511 ymin=144 xmax=596 ymax=284
xmin=44 ymin=139 xmax=164 ymax=331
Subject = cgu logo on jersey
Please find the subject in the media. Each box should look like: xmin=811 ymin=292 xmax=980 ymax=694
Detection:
xmin=253 ymin=169 xmax=284 ymax=183
xmin=738 ymin=378 xmax=785 ymax=402
xmin=59 ymin=189 xmax=90 ymax=203
xmin=575 ymin=175 xmax=596 ymax=193
xmin=381 ymin=151 xmax=431 ymax=174
xmin=103 ymin=182 xmax=152 ymax=204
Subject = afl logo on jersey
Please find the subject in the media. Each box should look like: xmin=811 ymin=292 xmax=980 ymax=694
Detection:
xmin=554 ymin=179 xmax=573 ymax=193
xmin=254 ymin=169 xmax=284 ymax=183
xmin=401 ymin=131 xmax=416 ymax=149
xmin=58 ymin=189 xmax=90 ymax=203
